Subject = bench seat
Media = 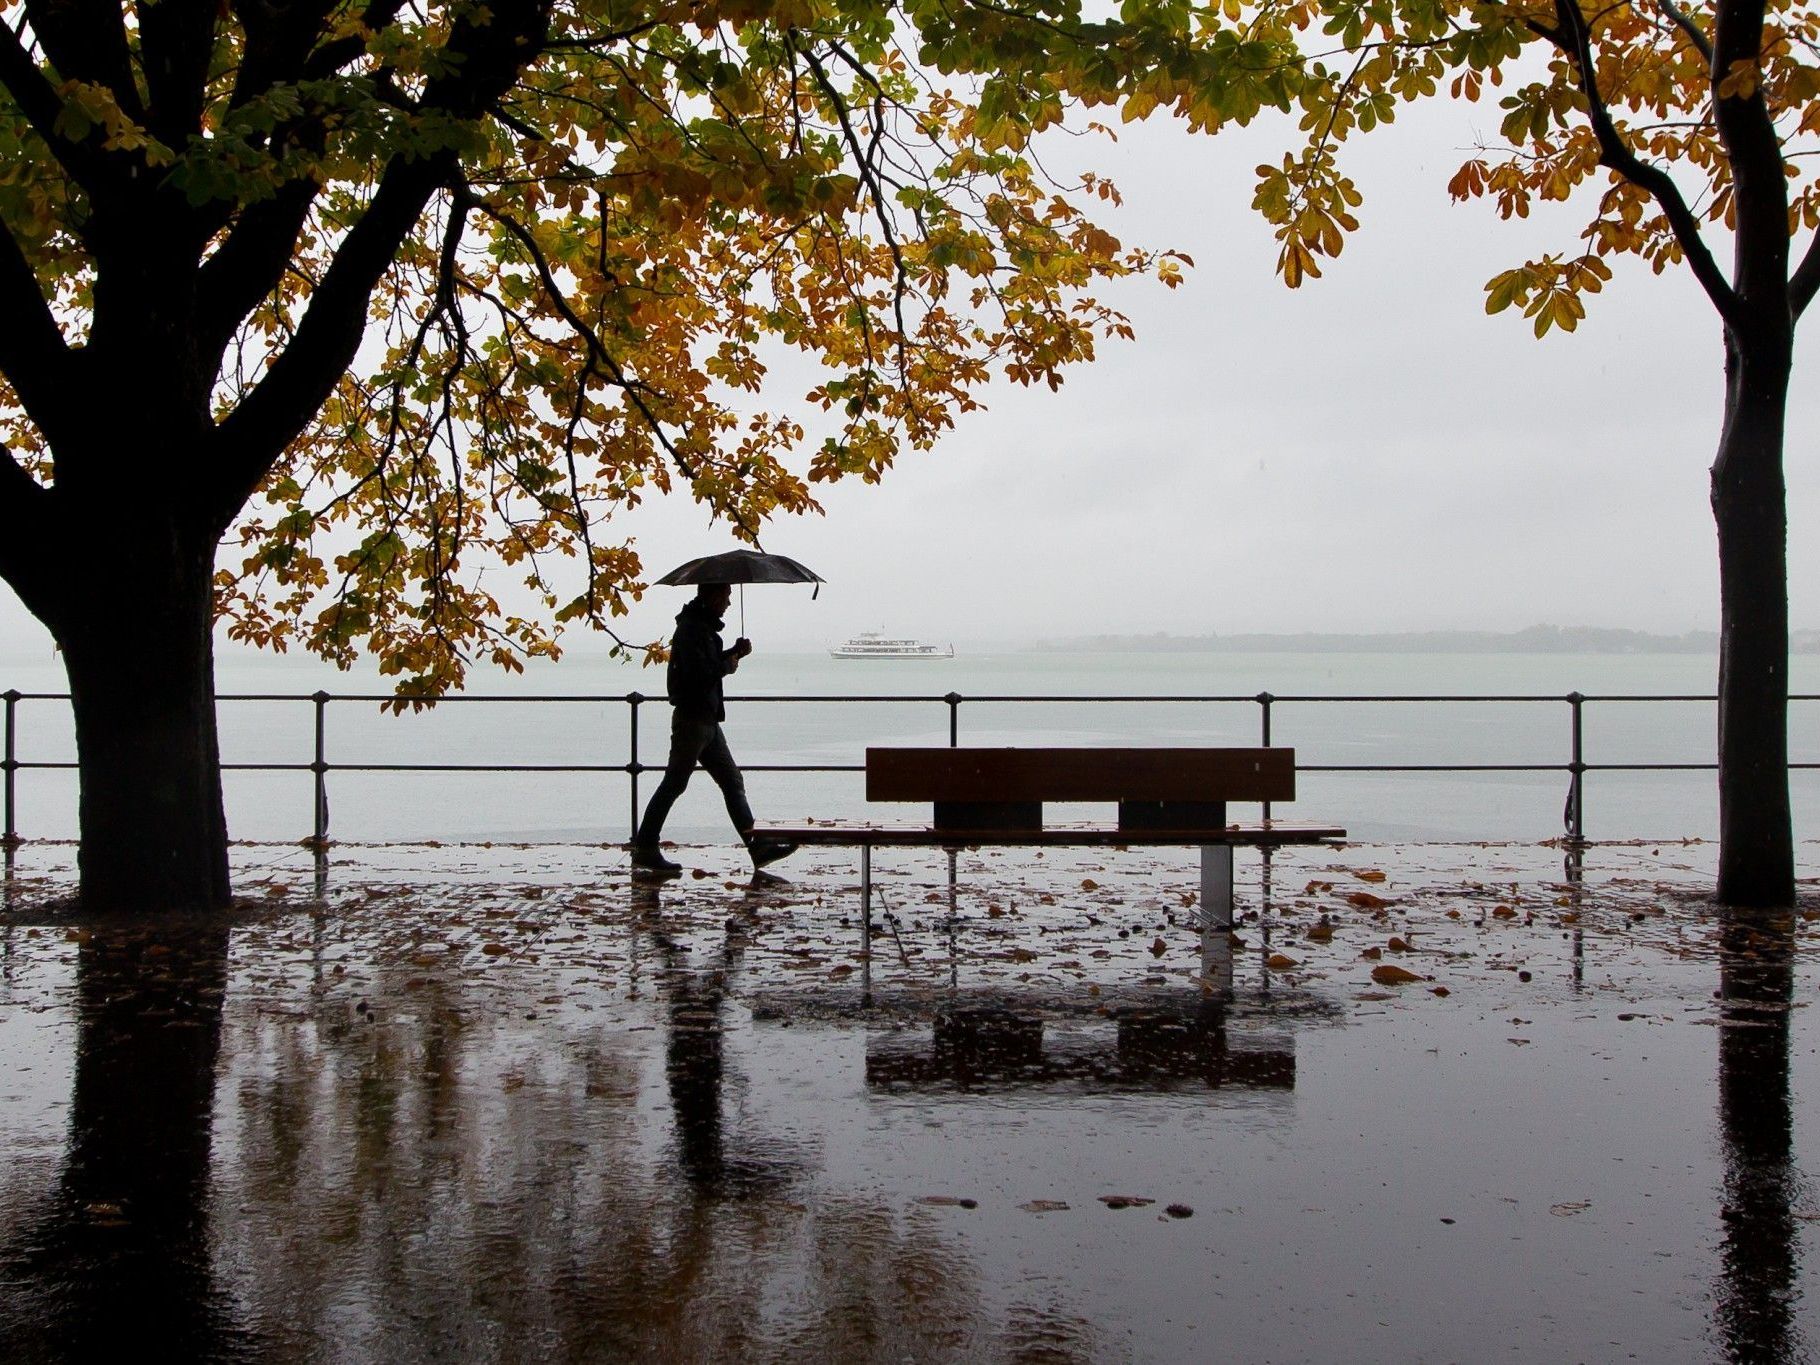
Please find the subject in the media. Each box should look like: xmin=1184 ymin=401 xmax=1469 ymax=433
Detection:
xmin=747 ymin=747 xmax=1345 ymax=982
xmin=755 ymin=820 xmax=1346 ymax=848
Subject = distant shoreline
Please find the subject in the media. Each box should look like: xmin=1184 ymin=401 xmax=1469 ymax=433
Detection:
xmin=1027 ymin=625 xmax=1820 ymax=654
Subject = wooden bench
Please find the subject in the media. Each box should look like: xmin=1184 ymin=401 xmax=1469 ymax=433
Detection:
xmin=751 ymin=747 xmax=1346 ymax=957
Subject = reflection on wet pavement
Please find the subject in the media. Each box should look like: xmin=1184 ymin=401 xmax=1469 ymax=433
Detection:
xmin=0 ymin=838 xmax=1816 ymax=1361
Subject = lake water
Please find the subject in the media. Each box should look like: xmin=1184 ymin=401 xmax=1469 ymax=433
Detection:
xmin=4 ymin=647 xmax=1817 ymax=846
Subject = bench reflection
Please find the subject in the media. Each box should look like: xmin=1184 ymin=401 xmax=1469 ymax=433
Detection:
xmin=865 ymin=1003 xmax=1295 ymax=1092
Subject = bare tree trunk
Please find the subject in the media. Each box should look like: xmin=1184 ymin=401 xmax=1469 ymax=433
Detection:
xmin=1712 ymin=333 xmax=1795 ymax=907
xmin=54 ymin=532 xmax=231 ymax=912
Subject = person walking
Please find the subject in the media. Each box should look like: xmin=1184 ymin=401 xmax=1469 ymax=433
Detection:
xmin=631 ymin=582 xmax=797 ymax=875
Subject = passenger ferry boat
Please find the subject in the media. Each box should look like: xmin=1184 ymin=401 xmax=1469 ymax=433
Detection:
xmin=829 ymin=631 xmax=954 ymax=660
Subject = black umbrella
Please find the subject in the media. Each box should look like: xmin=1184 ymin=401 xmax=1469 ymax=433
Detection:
xmin=654 ymin=549 xmax=823 ymax=634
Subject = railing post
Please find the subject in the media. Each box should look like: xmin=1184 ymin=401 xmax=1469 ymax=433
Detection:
xmin=945 ymin=692 xmax=961 ymax=748
xmin=1564 ymin=691 xmax=1586 ymax=845
xmin=628 ymin=692 xmax=644 ymax=842
xmin=1257 ymin=691 xmax=1275 ymax=823
xmin=309 ymin=691 xmax=330 ymax=848
xmin=3 ymin=689 xmax=18 ymax=849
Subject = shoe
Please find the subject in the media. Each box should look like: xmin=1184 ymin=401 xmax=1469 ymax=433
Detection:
xmin=630 ymin=844 xmax=683 ymax=876
xmin=747 ymin=837 xmax=798 ymax=869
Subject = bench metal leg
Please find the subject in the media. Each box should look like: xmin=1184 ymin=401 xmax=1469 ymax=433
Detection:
xmin=860 ymin=843 xmax=872 ymax=958
xmin=1201 ymin=844 xmax=1235 ymax=930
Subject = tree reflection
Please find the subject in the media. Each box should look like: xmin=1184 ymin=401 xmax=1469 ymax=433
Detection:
xmin=0 ymin=890 xmax=1101 ymax=1360
xmin=208 ymin=894 xmax=1015 ymax=1359
xmin=1712 ymin=907 xmax=1811 ymax=1364
xmin=0 ymin=918 xmax=248 ymax=1361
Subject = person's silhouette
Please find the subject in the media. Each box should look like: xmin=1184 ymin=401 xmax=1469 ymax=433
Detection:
xmin=631 ymin=583 xmax=794 ymax=875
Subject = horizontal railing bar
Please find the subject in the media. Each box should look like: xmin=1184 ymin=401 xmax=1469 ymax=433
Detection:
xmin=7 ymin=759 xmax=1816 ymax=775
xmin=5 ymin=689 xmax=1818 ymax=705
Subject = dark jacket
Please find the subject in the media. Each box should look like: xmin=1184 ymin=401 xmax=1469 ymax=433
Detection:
xmin=666 ymin=598 xmax=736 ymax=721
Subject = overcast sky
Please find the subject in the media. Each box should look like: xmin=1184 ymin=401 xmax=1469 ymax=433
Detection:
xmin=632 ymin=100 xmax=1820 ymax=651
xmin=3 ymin=94 xmax=1814 ymax=664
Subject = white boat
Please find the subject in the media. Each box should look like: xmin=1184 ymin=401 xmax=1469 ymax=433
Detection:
xmin=829 ymin=631 xmax=954 ymax=660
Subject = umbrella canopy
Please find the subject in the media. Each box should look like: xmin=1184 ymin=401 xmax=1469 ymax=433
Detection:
xmin=653 ymin=549 xmax=823 ymax=635
xmin=654 ymin=549 xmax=823 ymax=587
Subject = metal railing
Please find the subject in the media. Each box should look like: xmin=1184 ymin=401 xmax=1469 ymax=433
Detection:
xmin=2 ymin=687 xmax=1815 ymax=847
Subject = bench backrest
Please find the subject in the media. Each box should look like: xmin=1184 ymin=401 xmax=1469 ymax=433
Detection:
xmin=865 ymin=746 xmax=1293 ymax=832
xmin=866 ymin=747 xmax=1295 ymax=803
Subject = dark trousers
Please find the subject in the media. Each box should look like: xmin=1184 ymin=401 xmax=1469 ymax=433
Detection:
xmin=634 ymin=714 xmax=754 ymax=845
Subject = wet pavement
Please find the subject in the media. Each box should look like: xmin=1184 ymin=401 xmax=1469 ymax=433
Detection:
xmin=0 ymin=838 xmax=1816 ymax=1362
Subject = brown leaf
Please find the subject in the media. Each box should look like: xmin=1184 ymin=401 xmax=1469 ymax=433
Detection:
xmin=1347 ymin=891 xmax=1390 ymax=909
xmin=1353 ymin=869 xmax=1387 ymax=883
xmin=1387 ymin=936 xmax=1413 ymax=953
xmin=1098 ymin=1195 xmax=1156 ymax=1210
xmin=1370 ymin=964 xmax=1422 ymax=985
xmin=1267 ymin=953 xmax=1299 ymax=970
xmin=1305 ymin=920 xmax=1335 ymax=943
xmin=1148 ymin=936 xmax=1167 ymax=957
xmin=1081 ymin=878 xmax=1100 ymax=891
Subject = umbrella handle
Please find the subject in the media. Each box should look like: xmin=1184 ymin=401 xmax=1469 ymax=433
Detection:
xmin=739 ymin=583 xmax=745 ymax=637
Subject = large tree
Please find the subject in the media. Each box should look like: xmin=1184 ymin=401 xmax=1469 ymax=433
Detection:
xmin=1206 ymin=0 xmax=1815 ymax=905
xmin=0 ymin=0 xmax=1205 ymax=910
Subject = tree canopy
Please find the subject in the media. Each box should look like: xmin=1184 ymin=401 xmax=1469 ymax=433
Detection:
xmin=0 ymin=0 xmax=1227 ymax=700
xmin=1220 ymin=0 xmax=1820 ymax=325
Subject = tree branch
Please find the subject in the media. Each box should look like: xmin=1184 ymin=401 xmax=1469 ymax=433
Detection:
xmin=194 ymin=178 xmax=323 ymax=358
xmin=23 ymin=0 xmax=141 ymax=117
xmin=0 ymin=208 xmax=81 ymax=451
xmin=1657 ymin=0 xmax=1714 ymax=63
xmin=468 ymin=194 xmax=707 ymax=491
xmin=1788 ymin=229 xmax=1820 ymax=319
xmin=207 ymin=0 xmax=553 ymax=528
xmin=0 ymin=16 xmax=112 ymax=196
xmin=0 ymin=437 xmax=59 ymax=602
xmin=208 ymin=154 xmax=453 ymax=527
xmin=135 ymin=0 xmax=220 ymax=147
xmin=1547 ymin=0 xmax=1743 ymax=328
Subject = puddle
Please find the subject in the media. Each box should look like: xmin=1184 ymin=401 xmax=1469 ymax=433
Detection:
xmin=0 ymin=840 xmax=1816 ymax=1361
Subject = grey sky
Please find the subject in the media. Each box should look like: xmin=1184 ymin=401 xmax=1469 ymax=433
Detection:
xmin=632 ymin=101 xmax=1818 ymax=652
xmin=2 ymin=94 xmax=1812 ymax=665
